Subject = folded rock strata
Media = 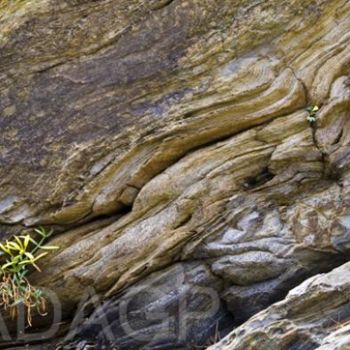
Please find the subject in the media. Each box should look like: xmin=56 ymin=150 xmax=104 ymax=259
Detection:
xmin=0 ymin=0 xmax=350 ymax=349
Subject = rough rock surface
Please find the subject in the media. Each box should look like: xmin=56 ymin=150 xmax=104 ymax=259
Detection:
xmin=62 ymin=262 xmax=234 ymax=350
xmin=1 ymin=0 xmax=350 ymax=349
xmin=208 ymin=262 xmax=350 ymax=350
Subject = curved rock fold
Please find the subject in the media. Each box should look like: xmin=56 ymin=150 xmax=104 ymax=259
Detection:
xmin=1 ymin=0 xmax=350 ymax=349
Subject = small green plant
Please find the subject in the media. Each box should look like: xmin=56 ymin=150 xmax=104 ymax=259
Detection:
xmin=306 ymin=105 xmax=319 ymax=123
xmin=0 ymin=227 xmax=58 ymax=326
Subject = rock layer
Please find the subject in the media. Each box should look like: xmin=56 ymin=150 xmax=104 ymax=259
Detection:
xmin=0 ymin=0 xmax=350 ymax=349
xmin=208 ymin=262 xmax=350 ymax=350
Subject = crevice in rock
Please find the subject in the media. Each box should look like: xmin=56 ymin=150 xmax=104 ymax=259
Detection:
xmin=287 ymin=66 xmax=310 ymax=104
xmin=311 ymin=122 xmax=328 ymax=178
xmin=241 ymin=167 xmax=275 ymax=190
xmin=331 ymin=127 xmax=344 ymax=145
xmin=147 ymin=0 xmax=176 ymax=11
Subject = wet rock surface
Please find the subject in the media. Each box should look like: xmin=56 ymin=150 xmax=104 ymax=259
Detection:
xmin=1 ymin=0 xmax=350 ymax=349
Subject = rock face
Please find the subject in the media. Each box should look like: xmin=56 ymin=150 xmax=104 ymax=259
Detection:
xmin=62 ymin=262 xmax=234 ymax=350
xmin=208 ymin=262 xmax=350 ymax=350
xmin=1 ymin=0 xmax=350 ymax=349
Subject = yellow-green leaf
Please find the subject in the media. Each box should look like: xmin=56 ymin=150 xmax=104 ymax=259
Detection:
xmin=32 ymin=262 xmax=41 ymax=272
xmin=14 ymin=236 xmax=24 ymax=252
xmin=33 ymin=252 xmax=48 ymax=261
xmin=19 ymin=235 xmax=38 ymax=246
xmin=34 ymin=228 xmax=47 ymax=237
xmin=40 ymin=245 xmax=59 ymax=251
xmin=24 ymin=252 xmax=35 ymax=261
xmin=19 ymin=259 xmax=31 ymax=265
xmin=23 ymin=235 xmax=30 ymax=250
xmin=7 ymin=241 xmax=21 ymax=251
xmin=0 ymin=243 xmax=11 ymax=255
xmin=2 ymin=261 xmax=16 ymax=269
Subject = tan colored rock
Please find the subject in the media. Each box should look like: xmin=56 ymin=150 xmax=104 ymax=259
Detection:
xmin=0 ymin=0 xmax=350 ymax=348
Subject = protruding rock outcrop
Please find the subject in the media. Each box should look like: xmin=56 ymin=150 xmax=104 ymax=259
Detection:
xmin=208 ymin=262 xmax=350 ymax=350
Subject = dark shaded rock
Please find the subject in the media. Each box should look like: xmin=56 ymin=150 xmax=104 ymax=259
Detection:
xmin=61 ymin=262 xmax=234 ymax=350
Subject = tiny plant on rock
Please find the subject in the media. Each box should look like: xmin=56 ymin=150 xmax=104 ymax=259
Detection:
xmin=306 ymin=105 xmax=319 ymax=123
xmin=0 ymin=227 xmax=58 ymax=326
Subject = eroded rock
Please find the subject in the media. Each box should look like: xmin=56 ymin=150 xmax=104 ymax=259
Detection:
xmin=207 ymin=262 xmax=350 ymax=350
xmin=1 ymin=0 xmax=350 ymax=348
xmin=61 ymin=262 xmax=233 ymax=350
